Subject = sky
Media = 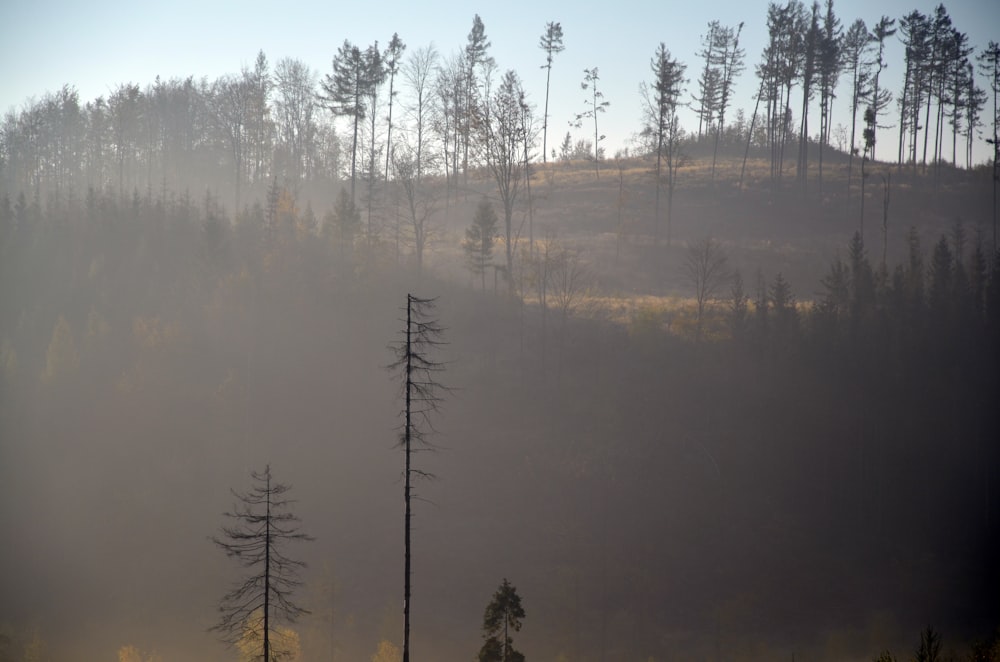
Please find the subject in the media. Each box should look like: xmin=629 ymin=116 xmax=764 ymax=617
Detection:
xmin=2 ymin=0 xmax=998 ymax=165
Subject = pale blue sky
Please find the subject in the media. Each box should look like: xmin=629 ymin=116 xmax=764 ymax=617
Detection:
xmin=2 ymin=0 xmax=998 ymax=164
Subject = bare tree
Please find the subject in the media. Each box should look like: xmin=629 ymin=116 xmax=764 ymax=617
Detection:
xmin=210 ymin=465 xmax=313 ymax=662
xmin=548 ymin=242 xmax=591 ymax=383
xmin=393 ymin=144 xmax=437 ymax=276
xmin=402 ymin=44 xmax=438 ymax=183
xmin=389 ymin=295 xmax=448 ymax=662
xmin=479 ymin=70 xmax=528 ymax=285
xmin=273 ymin=58 xmax=317 ymax=184
xmin=683 ymin=236 xmax=730 ymax=341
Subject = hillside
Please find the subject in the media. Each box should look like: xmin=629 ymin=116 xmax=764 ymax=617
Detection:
xmin=0 ymin=141 xmax=998 ymax=662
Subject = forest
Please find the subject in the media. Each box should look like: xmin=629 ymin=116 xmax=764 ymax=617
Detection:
xmin=1 ymin=3 xmax=999 ymax=662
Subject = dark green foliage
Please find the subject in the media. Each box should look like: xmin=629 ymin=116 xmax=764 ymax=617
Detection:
xmin=478 ymin=579 xmax=525 ymax=662
xmin=464 ymin=198 xmax=499 ymax=291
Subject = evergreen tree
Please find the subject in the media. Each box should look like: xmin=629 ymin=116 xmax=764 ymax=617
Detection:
xmin=321 ymin=40 xmax=380 ymax=204
xmin=478 ymin=579 xmax=526 ymax=662
xmin=538 ymin=21 xmax=565 ymax=164
xmin=641 ymin=44 xmax=686 ymax=246
xmin=464 ymin=198 xmax=498 ymax=291
xmin=574 ymin=67 xmax=610 ymax=177
xmin=383 ymin=33 xmax=406 ymax=182
xmin=210 ymin=465 xmax=313 ymax=662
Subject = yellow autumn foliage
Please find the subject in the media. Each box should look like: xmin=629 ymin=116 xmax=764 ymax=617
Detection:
xmin=371 ymin=639 xmax=402 ymax=662
xmin=236 ymin=609 xmax=301 ymax=662
xmin=41 ymin=315 xmax=79 ymax=383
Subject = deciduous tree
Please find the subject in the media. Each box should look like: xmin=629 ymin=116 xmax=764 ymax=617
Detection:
xmin=479 ymin=70 xmax=529 ymax=284
xmin=683 ymin=236 xmax=730 ymax=341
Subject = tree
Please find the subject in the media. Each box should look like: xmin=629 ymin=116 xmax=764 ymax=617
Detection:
xmin=728 ymin=271 xmax=750 ymax=340
xmin=402 ymin=44 xmax=438 ymax=184
xmin=321 ymin=40 xmax=380 ymax=204
xmin=273 ymin=58 xmax=317 ymax=183
xmin=816 ymin=0 xmax=842 ymax=192
xmin=642 ymin=44 xmax=686 ymax=247
xmin=393 ymin=145 xmax=437 ymax=275
xmin=843 ymin=19 xmax=872 ymax=209
xmin=478 ymin=579 xmax=526 ymax=662
xmin=361 ymin=43 xmax=386 ymax=244
xmin=331 ymin=187 xmax=361 ymax=259
xmin=464 ymin=198 xmax=498 ymax=291
xmin=210 ymin=465 xmax=313 ymax=662
xmin=479 ymin=70 xmax=529 ymax=285
xmin=683 ymin=236 xmax=730 ymax=341
xmin=897 ymin=10 xmax=926 ymax=173
xmin=389 ymin=295 xmax=448 ymax=662
xmin=538 ymin=21 xmax=565 ymax=164
xmin=867 ymin=16 xmax=896 ymax=161
xmin=915 ymin=626 xmax=942 ymax=662
xmin=756 ymin=1 xmax=808 ymax=186
xmin=711 ymin=22 xmax=746 ymax=183
xmin=574 ymin=67 xmax=610 ymax=177
xmin=236 ymin=610 xmax=301 ymax=662
xmin=246 ymin=50 xmax=272 ymax=186
xmin=979 ymin=41 xmax=1000 ymax=252
xmin=383 ymin=33 xmax=406 ymax=182
xmin=796 ymin=1 xmax=821 ymax=189
xmin=464 ymin=15 xmax=495 ymax=186
xmin=210 ymin=76 xmax=251 ymax=212
xmin=434 ymin=54 xmax=465 ymax=201
xmin=693 ymin=21 xmax=721 ymax=142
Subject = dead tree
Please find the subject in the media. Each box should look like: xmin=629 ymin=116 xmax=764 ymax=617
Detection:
xmin=210 ymin=465 xmax=313 ymax=662
xmin=389 ymin=294 xmax=448 ymax=662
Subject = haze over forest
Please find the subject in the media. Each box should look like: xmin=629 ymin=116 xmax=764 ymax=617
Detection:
xmin=1 ymin=4 xmax=999 ymax=662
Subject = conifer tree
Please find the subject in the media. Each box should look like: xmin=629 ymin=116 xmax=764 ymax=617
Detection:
xmin=478 ymin=579 xmax=525 ymax=662
xmin=389 ymin=295 xmax=448 ymax=662
xmin=538 ymin=21 xmax=565 ymax=164
xmin=211 ymin=465 xmax=312 ymax=662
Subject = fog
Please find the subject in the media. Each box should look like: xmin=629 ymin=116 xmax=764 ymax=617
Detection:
xmin=1 ymin=14 xmax=999 ymax=661
xmin=1 ymin=148 xmax=997 ymax=660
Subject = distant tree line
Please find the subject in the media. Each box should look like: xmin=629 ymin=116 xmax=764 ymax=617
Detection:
xmin=1 ymin=7 xmax=997 ymax=222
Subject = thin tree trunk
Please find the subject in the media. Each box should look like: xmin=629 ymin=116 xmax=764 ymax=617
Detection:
xmin=264 ymin=473 xmax=271 ymax=662
xmin=403 ymin=296 xmax=412 ymax=662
